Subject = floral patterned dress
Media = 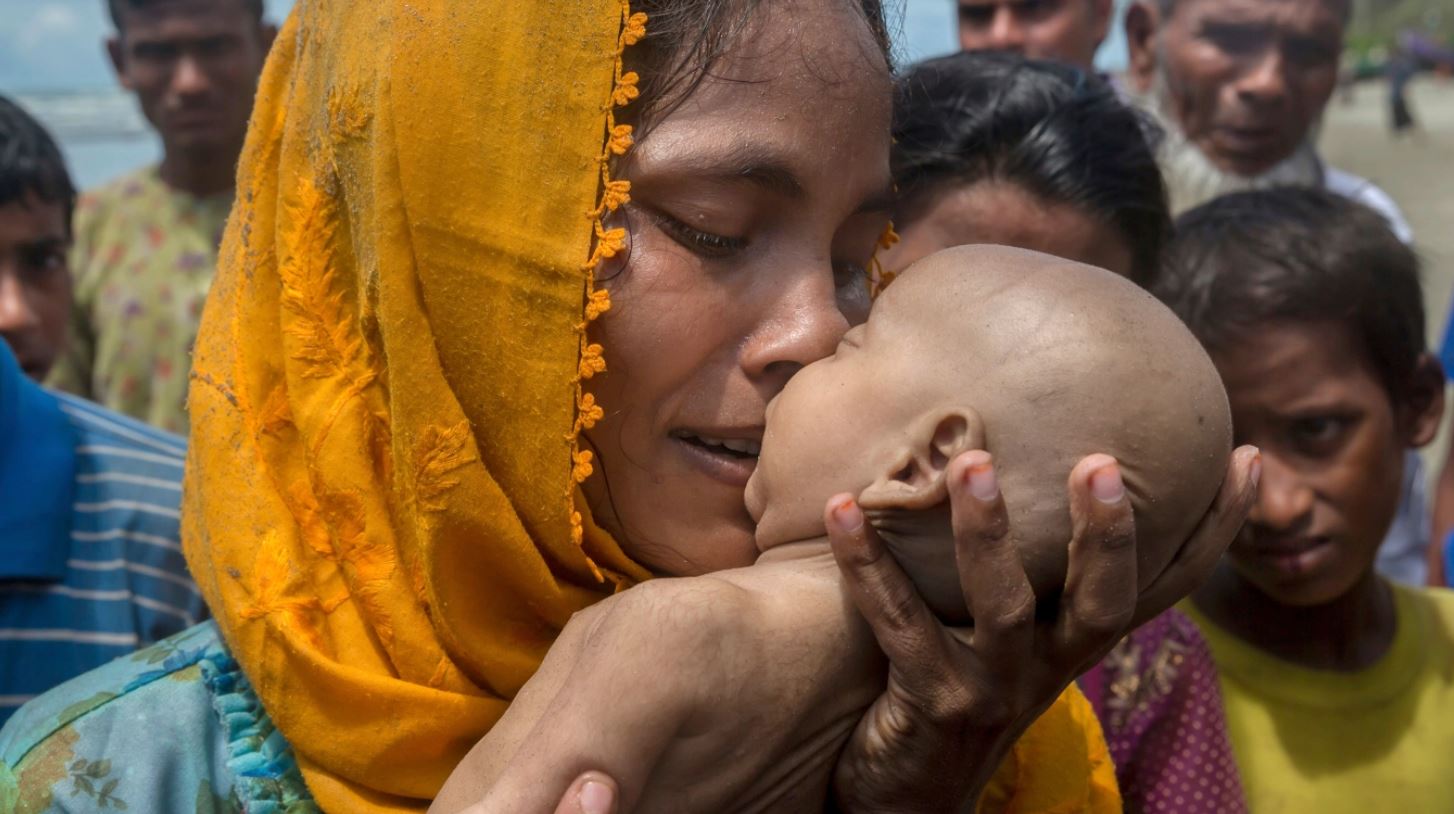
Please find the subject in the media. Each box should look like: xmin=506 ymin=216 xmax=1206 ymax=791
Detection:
xmin=0 ymin=622 xmax=316 ymax=813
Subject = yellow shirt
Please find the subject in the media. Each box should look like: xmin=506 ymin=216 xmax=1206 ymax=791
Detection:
xmin=1185 ymin=585 xmax=1454 ymax=812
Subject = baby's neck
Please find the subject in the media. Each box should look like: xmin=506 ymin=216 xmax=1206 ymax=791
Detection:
xmin=754 ymin=536 xmax=836 ymax=568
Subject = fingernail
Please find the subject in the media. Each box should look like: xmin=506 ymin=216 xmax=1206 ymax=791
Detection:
xmin=831 ymin=498 xmax=864 ymax=532
xmin=580 ymin=780 xmax=614 ymax=814
xmin=967 ymin=463 xmax=999 ymax=501
xmin=1090 ymin=463 xmax=1124 ymax=504
xmin=1249 ymin=452 xmax=1262 ymax=489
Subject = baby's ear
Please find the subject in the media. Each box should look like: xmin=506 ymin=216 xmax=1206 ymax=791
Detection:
xmin=860 ymin=409 xmax=984 ymax=511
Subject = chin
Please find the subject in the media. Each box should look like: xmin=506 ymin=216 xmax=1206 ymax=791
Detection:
xmin=1239 ymin=567 xmax=1363 ymax=609
xmin=626 ymin=508 xmax=759 ymax=577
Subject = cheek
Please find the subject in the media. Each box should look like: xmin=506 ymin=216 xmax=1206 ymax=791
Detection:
xmin=1327 ymin=428 xmax=1407 ymax=542
xmin=1168 ymin=48 xmax=1235 ymax=125
xmin=36 ymin=281 xmax=71 ymax=344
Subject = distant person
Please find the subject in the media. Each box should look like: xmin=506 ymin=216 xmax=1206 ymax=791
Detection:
xmin=956 ymin=0 xmax=1115 ymax=70
xmin=46 ymin=0 xmax=276 ymax=433
xmin=1124 ymin=0 xmax=1411 ymax=238
xmin=885 ymin=52 xmax=1168 ymax=283
xmin=0 ymin=95 xmax=202 ymax=727
xmin=1388 ymin=46 xmax=1419 ymax=136
xmin=1144 ymin=187 xmax=1454 ymax=812
xmin=1125 ymin=0 xmax=1432 ymax=587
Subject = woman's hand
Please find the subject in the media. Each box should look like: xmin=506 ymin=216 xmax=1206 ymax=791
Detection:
xmin=825 ymin=446 xmax=1260 ymax=813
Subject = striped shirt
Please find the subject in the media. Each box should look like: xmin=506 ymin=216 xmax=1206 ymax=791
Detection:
xmin=0 ymin=347 xmax=203 ymax=726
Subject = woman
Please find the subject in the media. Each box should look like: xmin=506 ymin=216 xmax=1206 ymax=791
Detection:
xmin=876 ymin=51 xmax=1248 ymax=813
xmin=0 ymin=3 xmax=1256 ymax=812
xmin=882 ymin=51 xmax=1168 ymax=282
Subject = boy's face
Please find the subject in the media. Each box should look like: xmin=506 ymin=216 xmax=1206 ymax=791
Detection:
xmin=0 ymin=195 xmax=72 ymax=380
xmin=1214 ymin=319 xmax=1433 ymax=606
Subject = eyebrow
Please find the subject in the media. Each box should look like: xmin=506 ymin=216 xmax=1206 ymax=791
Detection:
xmin=18 ymin=236 xmax=68 ymax=251
xmin=655 ymin=142 xmax=894 ymax=215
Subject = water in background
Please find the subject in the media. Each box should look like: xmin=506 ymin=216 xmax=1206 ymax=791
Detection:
xmin=17 ymin=90 xmax=159 ymax=190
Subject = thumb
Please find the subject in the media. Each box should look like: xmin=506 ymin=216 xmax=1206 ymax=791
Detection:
xmin=553 ymin=772 xmax=619 ymax=814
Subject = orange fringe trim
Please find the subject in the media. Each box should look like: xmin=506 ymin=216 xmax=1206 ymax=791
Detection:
xmin=867 ymin=223 xmax=901 ymax=298
xmin=569 ymin=0 xmax=647 ymax=581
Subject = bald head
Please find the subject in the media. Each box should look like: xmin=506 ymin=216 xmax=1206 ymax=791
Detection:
xmin=748 ymin=245 xmax=1231 ymax=622
xmin=889 ymin=246 xmax=1230 ymax=608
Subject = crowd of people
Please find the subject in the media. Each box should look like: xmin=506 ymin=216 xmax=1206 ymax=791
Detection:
xmin=0 ymin=0 xmax=1450 ymax=812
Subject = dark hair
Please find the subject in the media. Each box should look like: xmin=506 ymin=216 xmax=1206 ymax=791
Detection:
xmin=0 ymin=95 xmax=76 ymax=233
xmin=1152 ymin=187 xmax=1425 ymax=403
xmin=891 ymin=51 xmax=1171 ymax=284
xmin=623 ymin=0 xmax=892 ymax=136
xmin=108 ymin=0 xmax=265 ymax=31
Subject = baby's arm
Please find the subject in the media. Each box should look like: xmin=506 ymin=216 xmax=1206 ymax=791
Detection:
xmin=432 ymin=579 xmax=746 ymax=814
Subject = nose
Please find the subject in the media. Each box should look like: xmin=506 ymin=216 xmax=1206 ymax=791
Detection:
xmin=739 ymin=261 xmax=848 ymax=390
xmin=171 ymin=54 xmax=210 ymax=98
xmin=1234 ymin=48 xmax=1289 ymax=109
xmin=987 ymin=9 xmax=1026 ymax=52
xmin=1247 ymin=452 xmax=1313 ymax=532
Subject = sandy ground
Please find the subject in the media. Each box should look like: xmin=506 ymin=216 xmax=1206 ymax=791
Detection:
xmin=1319 ymin=74 xmax=1454 ymax=474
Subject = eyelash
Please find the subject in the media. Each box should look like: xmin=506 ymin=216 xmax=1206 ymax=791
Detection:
xmin=652 ymin=211 xmax=748 ymax=258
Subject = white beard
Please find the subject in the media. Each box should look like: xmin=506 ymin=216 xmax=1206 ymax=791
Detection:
xmin=1133 ymin=70 xmax=1325 ymax=216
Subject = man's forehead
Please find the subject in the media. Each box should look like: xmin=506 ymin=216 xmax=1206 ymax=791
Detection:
xmin=118 ymin=0 xmax=256 ymax=34
xmin=1168 ymin=0 xmax=1350 ymax=28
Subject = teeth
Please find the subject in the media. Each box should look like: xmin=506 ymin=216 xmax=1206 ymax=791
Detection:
xmin=688 ymin=433 xmax=761 ymax=456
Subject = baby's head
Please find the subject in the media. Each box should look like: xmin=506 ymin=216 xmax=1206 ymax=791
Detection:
xmin=744 ymin=245 xmax=1231 ymax=623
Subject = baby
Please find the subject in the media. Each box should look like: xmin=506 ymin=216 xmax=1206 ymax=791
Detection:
xmin=439 ymin=245 xmax=1231 ymax=813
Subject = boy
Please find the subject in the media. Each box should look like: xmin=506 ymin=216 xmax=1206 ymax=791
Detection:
xmin=0 ymin=95 xmax=203 ymax=725
xmin=46 ymin=0 xmax=274 ymax=432
xmin=435 ymin=245 xmax=1235 ymax=813
xmin=1151 ymin=187 xmax=1454 ymax=810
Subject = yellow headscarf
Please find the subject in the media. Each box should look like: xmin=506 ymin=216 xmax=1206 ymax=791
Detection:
xmin=183 ymin=1 xmax=1117 ymax=811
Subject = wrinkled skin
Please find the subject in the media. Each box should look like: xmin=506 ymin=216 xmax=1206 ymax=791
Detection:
xmin=1125 ymin=0 xmax=1345 ymax=177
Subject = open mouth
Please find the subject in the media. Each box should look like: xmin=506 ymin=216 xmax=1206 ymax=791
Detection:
xmin=673 ymin=430 xmax=762 ymax=458
xmin=670 ymin=430 xmax=762 ymax=487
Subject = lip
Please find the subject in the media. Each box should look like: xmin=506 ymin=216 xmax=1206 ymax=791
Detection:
xmin=168 ymin=111 xmax=223 ymax=130
xmin=1239 ymin=536 xmax=1335 ymax=579
xmin=1216 ymin=124 xmax=1280 ymax=153
xmin=670 ymin=428 xmax=762 ymax=488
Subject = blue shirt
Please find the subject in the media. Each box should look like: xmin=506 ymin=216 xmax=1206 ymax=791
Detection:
xmin=0 ymin=342 xmax=204 ymax=725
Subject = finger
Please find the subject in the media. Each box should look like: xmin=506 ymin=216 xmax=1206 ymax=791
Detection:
xmin=553 ymin=773 xmax=618 ymax=814
xmin=826 ymin=494 xmax=950 ymax=677
xmin=948 ymin=452 xmax=1035 ymax=675
xmin=1055 ymin=454 xmax=1138 ymax=668
xmin=1132 ymin=445 xmax=1261 ymax=627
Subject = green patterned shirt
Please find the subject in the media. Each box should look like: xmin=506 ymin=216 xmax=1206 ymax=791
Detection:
xmin=47 ymin=167 xmax=232 ymax=434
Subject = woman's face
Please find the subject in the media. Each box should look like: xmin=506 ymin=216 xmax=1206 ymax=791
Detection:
xmin=882 ymin=181 xmax=1134 ymax=277
xmin=583 ymin=0 xmax=894 ymax=576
